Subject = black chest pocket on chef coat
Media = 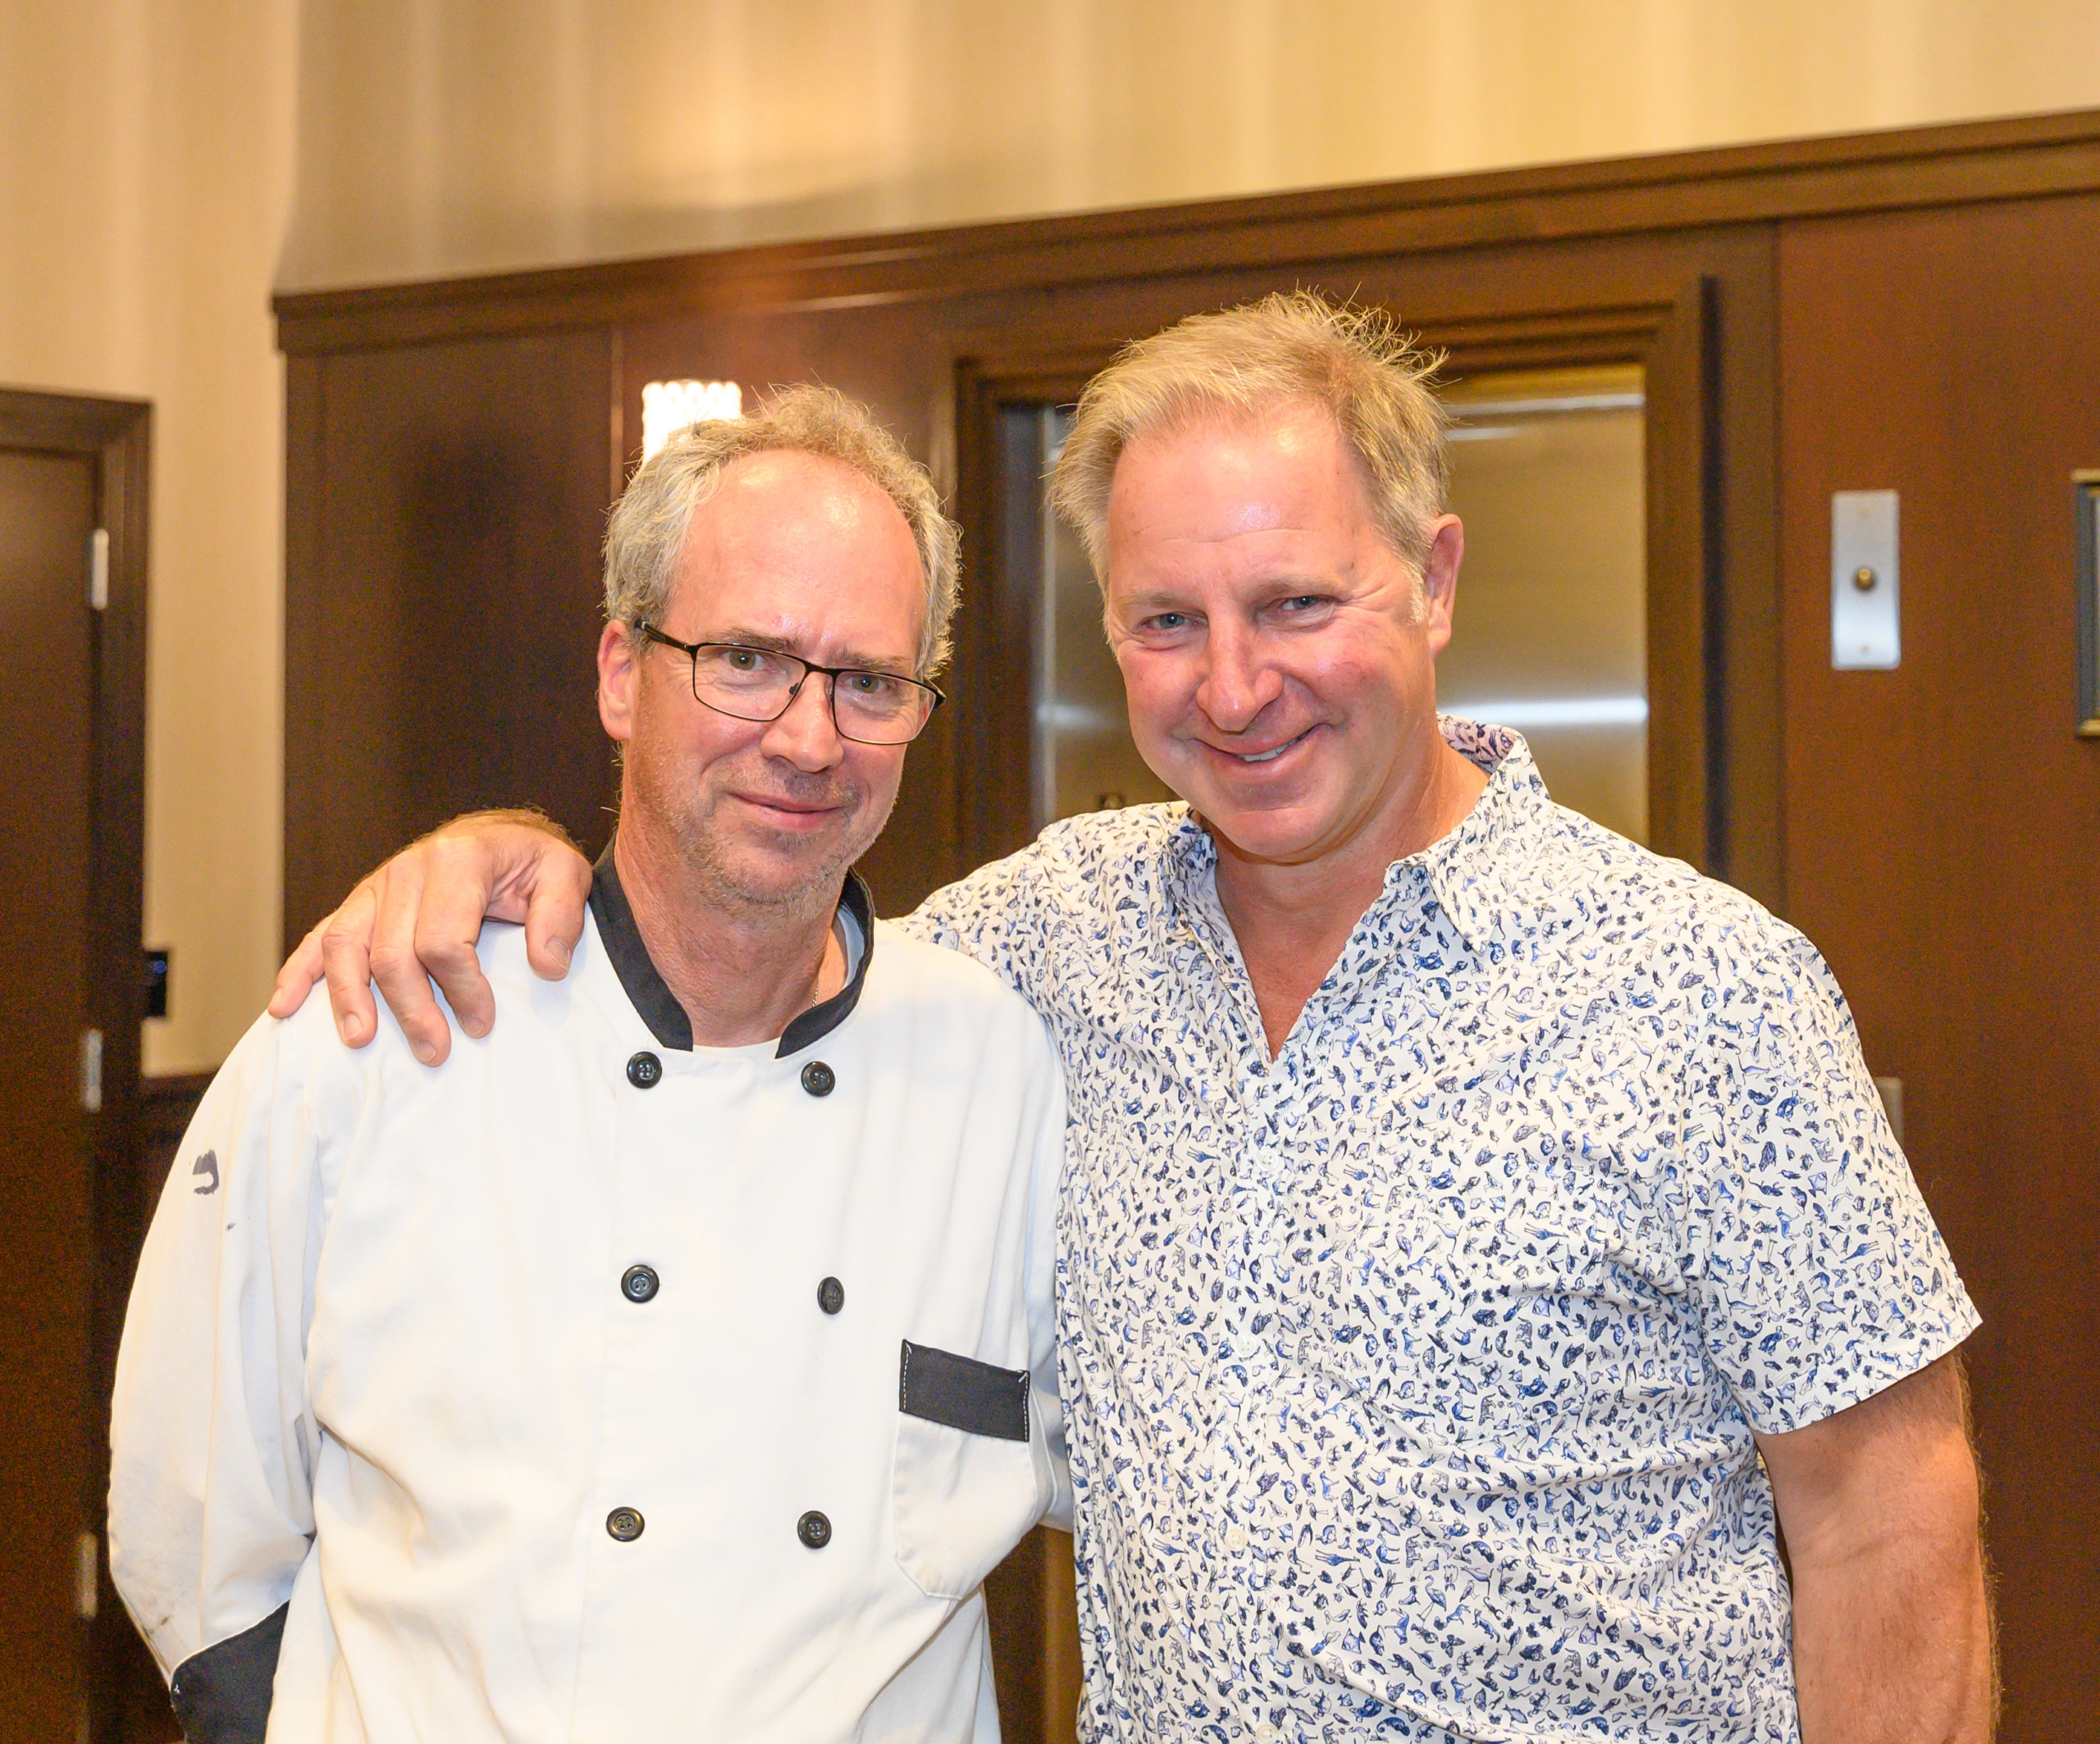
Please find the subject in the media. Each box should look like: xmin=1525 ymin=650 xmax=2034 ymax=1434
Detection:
xmin=892 ymin=1340 xmax=1048 ymax=1600
xmin=901 ymin=1340 xmax=1030 ymax=1440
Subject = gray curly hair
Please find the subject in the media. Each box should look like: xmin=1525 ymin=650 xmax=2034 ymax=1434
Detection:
xmin=1049 ymin=292 xmax=1449 ymax=588
xmin=603 ymin=382 xmax=961 ymax=677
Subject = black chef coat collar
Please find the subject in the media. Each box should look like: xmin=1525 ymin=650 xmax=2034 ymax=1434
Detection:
xmin=588 ymin=834 xmax=874 ymax=1059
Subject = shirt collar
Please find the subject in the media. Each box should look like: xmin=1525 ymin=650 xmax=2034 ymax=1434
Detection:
xmin=1411 ymin=716 xmax=1554 ymax=954
xmin=588 ymin=834 xmax=875 ymax=1059
xmin=1162 ymin=715 xmax=1554 ymax=957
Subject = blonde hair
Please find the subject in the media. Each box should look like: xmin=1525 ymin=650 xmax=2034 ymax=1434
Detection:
xmin=1049 ymin=291 xmax=1449 ymax=585
xmin=603 ymin=383 xmax=961 ymax=677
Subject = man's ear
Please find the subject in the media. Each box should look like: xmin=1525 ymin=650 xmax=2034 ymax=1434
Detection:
xmin=598 ymin=621 xmax=641 ymax=742
xmin=1418 ymin=514 xmax=1465 ymax=656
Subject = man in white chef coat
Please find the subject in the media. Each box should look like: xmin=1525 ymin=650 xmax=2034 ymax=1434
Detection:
xmin=109 ymin=385 xmax=1070 ymax=1744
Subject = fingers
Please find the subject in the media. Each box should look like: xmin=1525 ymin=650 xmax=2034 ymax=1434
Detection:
xmin=410 ymin=833 xmax=502 ymax=1043
xmin=278 ymin=811 xmax=590 ymax=1062
xmin=364 ymin=858 xmax=458 ymax=1066
xmin=519 ymin=843 xmax=594 ymax=981
xmin=317 ymin=883 xmax=384 ymax=1048
xmin=270 ymin=918 xmax=331 ymax=1020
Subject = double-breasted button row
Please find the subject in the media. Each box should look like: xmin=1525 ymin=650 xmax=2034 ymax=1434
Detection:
xmin=623 ymin=1264 xmax=837 ymax=1314
xmin=629 ymin=1050 xmax=835 ymax=1098
xmin=606 ymin=1505 xmax=830 ymax=1552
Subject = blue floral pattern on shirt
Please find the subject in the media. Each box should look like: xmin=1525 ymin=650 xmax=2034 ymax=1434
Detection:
xmin=904 ymin=721 xmax=1976 ymax=1744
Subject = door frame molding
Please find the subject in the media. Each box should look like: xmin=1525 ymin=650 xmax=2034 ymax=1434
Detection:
xmin=0 ymin=386 xmax=152 ymax=1742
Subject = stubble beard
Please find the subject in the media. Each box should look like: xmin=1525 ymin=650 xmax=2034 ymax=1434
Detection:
xmin=626 ymin=733 xmax=891 ymax=920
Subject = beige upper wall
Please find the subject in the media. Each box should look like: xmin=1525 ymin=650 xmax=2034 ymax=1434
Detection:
xmin=287 ymin=0 xmax=2100 ymax=289
xmin=7 ymin=0 xmax=2100 ymax=1071
xmin=1 ymin=0 xmax=294 ymax=1073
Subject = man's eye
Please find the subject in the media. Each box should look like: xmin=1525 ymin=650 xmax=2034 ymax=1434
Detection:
xmin=725 ymin=649 xmax=760 ymax=670
xmin=1145 ymin=613 xmax=1189 ymax=631
xmin=1278 ymin=594 xmax=1326 ymax=613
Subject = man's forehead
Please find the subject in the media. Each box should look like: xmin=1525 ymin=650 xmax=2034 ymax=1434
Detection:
xmin=704 ymin=447 xmax=891 ymax=523
xmin=672 ymin=452 xmax=919 ymax=579
xmin=660 ymin=450 xmax=924 ymax=655
xmin=1107 ymin=401 xmax=1371 ymax=535
xmin=1117 ymin=397 xmax=1344 ymax=468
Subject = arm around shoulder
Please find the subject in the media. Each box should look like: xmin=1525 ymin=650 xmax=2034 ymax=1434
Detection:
xmin=269 ymin=807 xmax=593 ymax=1066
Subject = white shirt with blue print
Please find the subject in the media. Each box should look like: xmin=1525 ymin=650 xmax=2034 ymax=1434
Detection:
xmin=903 ymin=718 xmax=1977 ymax=1744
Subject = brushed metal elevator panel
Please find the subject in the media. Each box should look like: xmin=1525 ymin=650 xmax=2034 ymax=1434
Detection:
xmin=1832 ymin=490 xmax=1901 ymax=669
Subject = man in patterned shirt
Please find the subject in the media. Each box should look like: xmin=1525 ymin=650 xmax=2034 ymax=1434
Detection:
xmin=276 ymin=294 xmax=1994 ymax=1742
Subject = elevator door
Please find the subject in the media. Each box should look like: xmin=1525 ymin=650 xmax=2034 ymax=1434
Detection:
xmin=1021 ymin=365 xmax=1648 ymax=841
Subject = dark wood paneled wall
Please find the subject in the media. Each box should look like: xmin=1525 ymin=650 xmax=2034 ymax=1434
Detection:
xmin=1778 ymin=194 xmax=2100 ymax=1741
xmin=284 ymin=331 xmax=621 ymax=945
xmin=275 ymin=110 xmax=2100 ymax=1742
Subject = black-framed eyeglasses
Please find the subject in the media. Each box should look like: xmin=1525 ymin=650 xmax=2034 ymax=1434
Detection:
xmin=635 ymin=624 xmax=946 ymax=746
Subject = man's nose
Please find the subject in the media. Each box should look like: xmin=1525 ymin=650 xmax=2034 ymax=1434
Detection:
xmin=760 ymin=674 xmax=847 ymax=770
xmin=1194 ymin=622 xmax=1284 ymax=733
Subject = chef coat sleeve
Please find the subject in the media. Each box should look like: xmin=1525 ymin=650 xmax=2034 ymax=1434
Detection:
xmin=1026 ymin=1045 xmax=1073 ymax=1534
xmin=109 ymin=1000 xmax=343 ymax=1740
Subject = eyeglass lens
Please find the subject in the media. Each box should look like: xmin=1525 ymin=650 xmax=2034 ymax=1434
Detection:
xmin=692 ymin=645 xmax=932 ymax=744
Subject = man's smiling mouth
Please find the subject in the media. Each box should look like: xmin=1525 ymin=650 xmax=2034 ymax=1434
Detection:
xmin=1230 ymin=728 xmax=1312 ymax=764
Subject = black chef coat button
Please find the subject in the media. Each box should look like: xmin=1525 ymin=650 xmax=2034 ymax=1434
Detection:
xmin=800 ymin=1061 xmax=835 ymax=1098
xmin=817 ymin=1276 xmax=844 ymax=1315
xmin=627 ymin=1052 xmax=663 ymax=1089
xmin=797 ymin=1509 xmax=832 ymax=1550
xmin=606 ymin=1507 xmax=645 ymax=1542
xmin=621 ymin=1264 xmax=660 ymax=1303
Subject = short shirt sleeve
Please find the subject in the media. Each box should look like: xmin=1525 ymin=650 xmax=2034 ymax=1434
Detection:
xmin=1677 ymin=923 xmax=1979 ymax=1435
xmin=900 ymin=837 xmax=1058 ymax=1003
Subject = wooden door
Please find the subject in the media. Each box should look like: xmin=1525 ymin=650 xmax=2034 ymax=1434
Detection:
xmin=0 ymin=390 xmax=156 ymax=1742
xmin=1778 ymin=193 xmax=2100 ymax=1742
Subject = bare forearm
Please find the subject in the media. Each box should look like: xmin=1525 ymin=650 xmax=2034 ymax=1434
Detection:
xmin=1789 ymin=1502 xmax=1995 ymax=1742
xmin=1760 ymin=1356 xmax=1997 ymax=1744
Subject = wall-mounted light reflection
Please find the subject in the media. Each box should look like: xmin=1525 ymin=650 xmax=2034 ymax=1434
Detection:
xmin=641 ymin=379 xmax=742 ymax=459
xmin=1440 ymin=696 xmax=1650 ymax=729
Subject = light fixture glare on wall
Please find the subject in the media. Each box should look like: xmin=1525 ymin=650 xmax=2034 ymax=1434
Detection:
xmin=641 ymin=379 xmax=742 ymax=459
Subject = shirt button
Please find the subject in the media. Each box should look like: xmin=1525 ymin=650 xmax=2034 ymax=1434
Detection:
xmin=605 ymin=1507 xmax=645 ymax=1542
xmin=626 ymin=1051 xmax=662 ymax=1089
xmin=797 ymin=1509 xmax=832 ymax=1549
xmin=620 ymin=1264 xmax=659 ymax=1303
xmin=799 ymin=1061 xmax=835 ymax=1098
xmin=817 ymin=1276 xmax=844 ymax=1315
xmin=1253 ymin=1726 xmax=1281 ymax=1744
xmin=1225 ymin=1523 xmax=1249 ymax=1552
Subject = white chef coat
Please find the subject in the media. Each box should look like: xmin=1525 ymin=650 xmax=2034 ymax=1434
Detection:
xmin=109 ymin=859 xmax=1071 ymax=1744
